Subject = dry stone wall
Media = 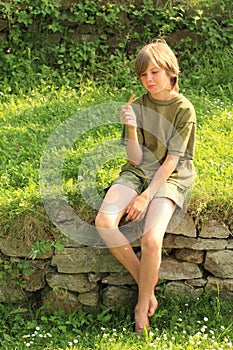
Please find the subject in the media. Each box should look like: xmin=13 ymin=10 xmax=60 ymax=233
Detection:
xmin=0 ymin=214 xmax=232 ymax=313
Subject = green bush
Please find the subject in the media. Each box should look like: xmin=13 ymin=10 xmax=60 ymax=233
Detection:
xmin=0 ymin=0 xmax=232 ymax=96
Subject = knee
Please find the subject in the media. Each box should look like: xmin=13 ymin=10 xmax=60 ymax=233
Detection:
xmin=141 ymin=234 xmax=163 ymax=256
xmin=95 ymin=212 xmax=105 ymax=229
xmin=95 ymin=211 xmax=114 ymax=230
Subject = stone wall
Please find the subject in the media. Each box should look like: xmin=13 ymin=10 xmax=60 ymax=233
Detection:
xmin=0 ymin=1 xmax=201 ymax=62
xmin=0 ymin=214 xmax=232 ymax=313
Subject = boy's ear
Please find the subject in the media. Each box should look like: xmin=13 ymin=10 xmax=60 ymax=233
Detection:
xmin=171 ymin=76 xmax=177 ymax=87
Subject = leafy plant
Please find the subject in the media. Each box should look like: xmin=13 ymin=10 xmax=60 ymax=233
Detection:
xmin=28 ymin=239 xmax=64 ymax=260
xmin=0 ymin=256 xmax=32 ymax=287
xmin=0 ymin=292 xmax=232 ymax=349
xmin=0 ymin=0 xmax=232 ymax=95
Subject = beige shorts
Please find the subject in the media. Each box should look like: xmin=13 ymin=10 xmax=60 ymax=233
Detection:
xmin=112 ymin=170 xmax=185 ymax=209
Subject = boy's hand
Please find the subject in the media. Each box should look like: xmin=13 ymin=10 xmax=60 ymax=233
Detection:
xmin=125 ymin=191 xmax=149 ymax=221
xmin=120 ymin=105 xmax=137 ymax=129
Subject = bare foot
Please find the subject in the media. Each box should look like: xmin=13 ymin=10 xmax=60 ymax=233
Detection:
xmin=134 ymin=306 xmax=150 ymax=333
xmin=148 ymin=294 xmax=158 ymax=318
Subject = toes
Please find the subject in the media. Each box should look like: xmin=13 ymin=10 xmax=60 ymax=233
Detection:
xmin=148 ymin=297 xmax=158 ymax=317
xmin=134 ymin=310 xmax=150 ymax=334
xmin=135 ymin=324 xmax=150 ymax=334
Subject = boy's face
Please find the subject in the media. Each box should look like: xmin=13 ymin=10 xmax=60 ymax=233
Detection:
xmin=140 ymin=60 xmax=172 ymax=100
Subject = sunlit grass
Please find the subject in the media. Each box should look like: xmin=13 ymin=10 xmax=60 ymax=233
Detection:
xmin=0 ymin=292 xmax=232 ymax=349
xmin=0 ymin=84 xmax=232 ymax=240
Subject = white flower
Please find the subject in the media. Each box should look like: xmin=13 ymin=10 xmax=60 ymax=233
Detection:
xmin=204 ymin=317 xmax=208 ymax=322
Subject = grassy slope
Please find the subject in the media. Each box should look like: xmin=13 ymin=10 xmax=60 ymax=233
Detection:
xmin=0 ymin=84 xmax=232 ymax=240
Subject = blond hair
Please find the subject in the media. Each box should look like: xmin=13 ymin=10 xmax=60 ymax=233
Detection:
xmin=135 ymin=39 xmax=180 ymax=92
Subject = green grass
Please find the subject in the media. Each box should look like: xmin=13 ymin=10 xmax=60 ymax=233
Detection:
xmin=0 ymin=292 xmax=232 ymax=349
xmin=0 ymin=83 xmax=232 ymax=241
xmin=0 ymin=36 xmax=232 ymax=350
xmin=185 ymin=93 xmax=233 ymax=229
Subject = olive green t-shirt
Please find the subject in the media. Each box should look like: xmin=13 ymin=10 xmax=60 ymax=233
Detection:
xmin=121 ymin=93 xmax=196 ymax=190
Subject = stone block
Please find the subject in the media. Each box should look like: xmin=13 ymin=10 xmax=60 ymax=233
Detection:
xmin=199 ymin=220 xmax=230 ymax=238
xmin=204 ymin=250 xmax=233 ymax=278
xmin=78 ymin=289 xmax=99 ymax=307
xmin=174 ymin=248 xmax=204 ymax=264
xmin=226 ymin=239 xmax=233 ymax=249
xmin=206 ymin=276 xmax=233 ymax=292
xmin=160 ymin=256 xmax=202 ymax=280
xmin=24 ymin=260 xmax=50 ymax=292
xmin=164 ymin=281 xmax=204 ymax=298
xmin=102 ymin=286 xmax=137 ymax=308
xmin=102 ymin=273 xmax=136 ymax=286
xmin=0 ymin=275 xmax=28 ymax=303
xmin=88 ymin=273 xmax=106 ymax=283
xmin=0 ymin=237 xmax=53 ymax=258
xmin=41 ymin=287 xmax=79 ymax=313
xmin=163 ymin=234 xmax=227 ymax=250
xmin=185 ymin=278 xmax=207 ymax=288
xmin=167 ymin=214 xmax=196 ymax=237
xmin=46 ymin=272 xmax=96 ymax=293
xmin=51 ymin=247 xmax=125 ymax=273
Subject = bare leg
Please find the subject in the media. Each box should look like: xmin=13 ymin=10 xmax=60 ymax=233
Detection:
xmin=95 ymin=184 xmax=140 ymax=281
xmin=134 ymin=198 xmax=175 ymax=332
xmin=96 ymin=186 xmax=175 ymax=332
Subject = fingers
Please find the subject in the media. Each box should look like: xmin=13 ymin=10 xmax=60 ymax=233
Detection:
xmin=120 ymin=105 xmax=137 ymax=127
xmin=126 ymin=206 xmax=146 ymax=222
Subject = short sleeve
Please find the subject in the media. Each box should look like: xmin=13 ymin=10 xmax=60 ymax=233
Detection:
xmin=167 ymin=108 xmax=196 ymax=159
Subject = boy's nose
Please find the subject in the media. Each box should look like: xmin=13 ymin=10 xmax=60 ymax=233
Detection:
xmin=146 ymin=74 xmax=153 ymax=81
